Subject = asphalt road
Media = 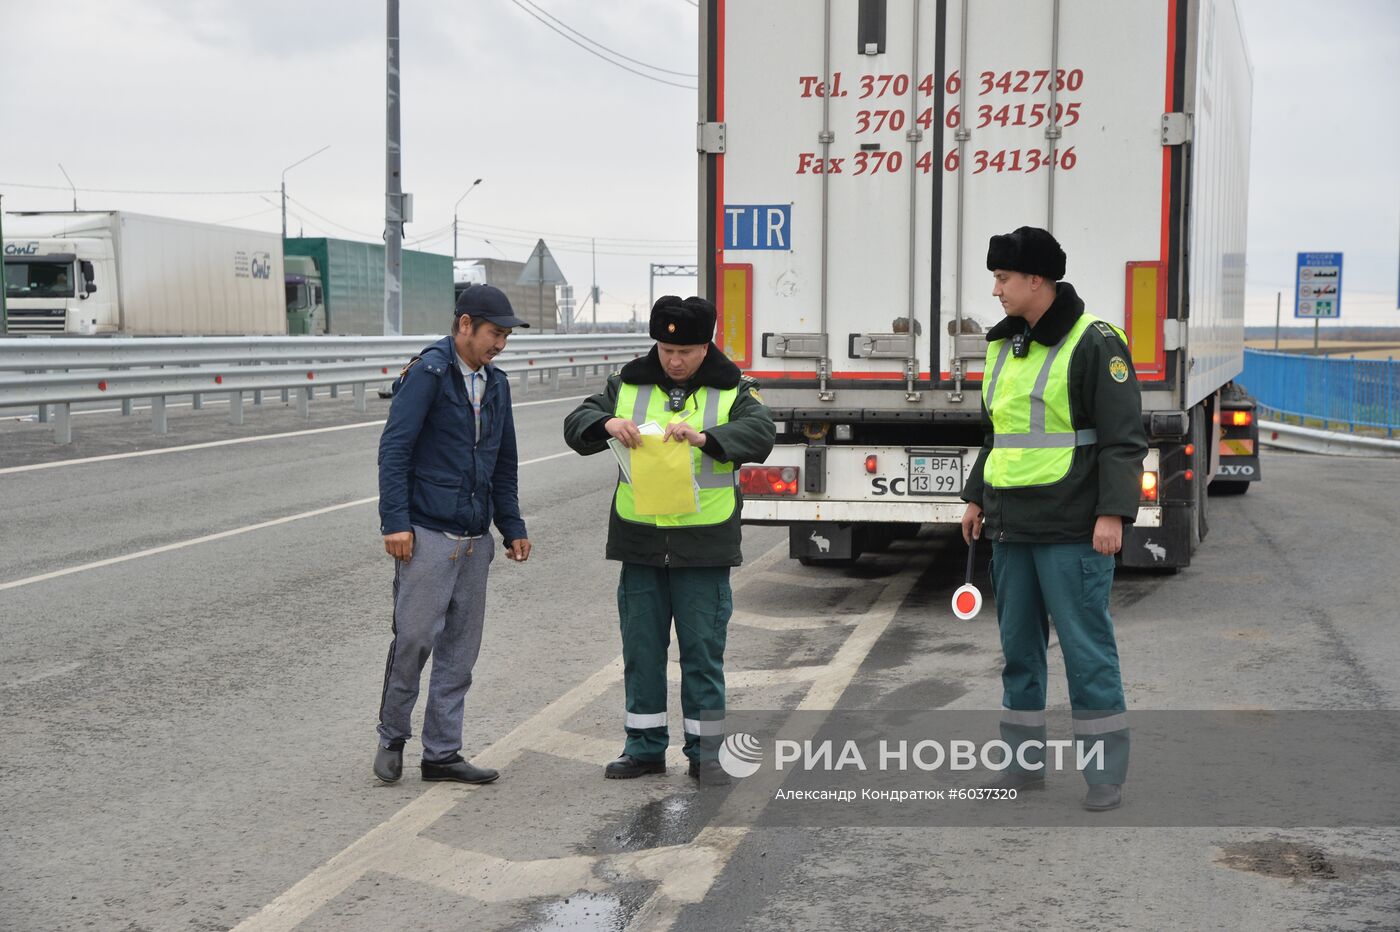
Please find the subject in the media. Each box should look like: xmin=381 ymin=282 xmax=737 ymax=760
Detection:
xmin=1 ymin=383 xmax=1397 ymax=931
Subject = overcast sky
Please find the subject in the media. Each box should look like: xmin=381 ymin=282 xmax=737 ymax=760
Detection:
xmin=2 ymin=0 xmax=1396 ymax=327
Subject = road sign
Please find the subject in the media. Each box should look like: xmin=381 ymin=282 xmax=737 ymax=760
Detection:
xmin=516 ymin=239 xmax=566 ymax=286
xmin=1295 ymin=252 xmax=1343 ymax=319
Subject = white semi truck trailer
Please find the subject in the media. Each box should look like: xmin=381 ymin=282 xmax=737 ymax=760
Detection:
xmin=2 ymin=211 xmax=286 ymax=336
xmin=702 ymin=0 xmax=1261 ymax=570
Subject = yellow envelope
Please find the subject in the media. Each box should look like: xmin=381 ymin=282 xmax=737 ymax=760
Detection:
xmin=630 ymin=435 xmax=698 ymax=515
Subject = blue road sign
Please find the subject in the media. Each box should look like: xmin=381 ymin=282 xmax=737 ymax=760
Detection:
xmin=1295 ymin=252 xmax=1343 ymax=319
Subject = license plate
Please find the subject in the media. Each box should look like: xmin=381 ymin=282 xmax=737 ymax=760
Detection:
xmin=907 ymin=451 xmax=963 ymax=496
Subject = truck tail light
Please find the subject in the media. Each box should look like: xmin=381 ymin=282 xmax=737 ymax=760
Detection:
xmin=739 ymin=466 xmax=800 ymax=495
xmin=864 ymin=455 xmax=878 ymax=474
xmin=1229 ymin=410 xmax=1253 ymax=427
xmin=1141 ymin=471 xmax=1159 ymax=502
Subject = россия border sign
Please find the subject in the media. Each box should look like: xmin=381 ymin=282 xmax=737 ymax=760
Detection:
xmin=1295 ymin=252 xmax=1343 ymax=319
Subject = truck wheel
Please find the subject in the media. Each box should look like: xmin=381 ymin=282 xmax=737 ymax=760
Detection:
xmin=1208 ymin=480 xmax=1250 ymax=496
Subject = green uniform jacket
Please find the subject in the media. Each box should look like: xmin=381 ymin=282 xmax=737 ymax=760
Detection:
xmin=563 ymin=344 xmax=776 ymax=566
xmin=961 ymin=281 xmax=1148 ymax=544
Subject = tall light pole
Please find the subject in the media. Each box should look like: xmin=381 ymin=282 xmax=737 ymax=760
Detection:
xmin=58 ymin=163 xmax=78 ymax=211
xmin=453 ymin=178 xmax=482 ymax=262
xmin=281 ymin=144 xmax=330 ymax=240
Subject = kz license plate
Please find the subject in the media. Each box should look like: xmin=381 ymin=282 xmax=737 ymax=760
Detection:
xmin=907 ymin=451 xmax=963 ymax=496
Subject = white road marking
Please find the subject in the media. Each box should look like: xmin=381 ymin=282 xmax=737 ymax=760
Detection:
xmin=0 ymin=395 xmax=586 ymax=476
xmin=0 ymin=451 xmax=575 ymax=592
xmin=231 ymin=541 xmax=923 ymax=931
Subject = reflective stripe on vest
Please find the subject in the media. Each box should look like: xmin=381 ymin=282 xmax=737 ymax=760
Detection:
xmin=613 ymin=382 xmax=738 ymax=527
xmin=983 ymin=313 xmax=1109 ymax=488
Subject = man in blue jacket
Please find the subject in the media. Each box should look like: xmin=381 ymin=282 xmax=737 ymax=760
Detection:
xmin=373 ymin=284 xmax=532 ymax=786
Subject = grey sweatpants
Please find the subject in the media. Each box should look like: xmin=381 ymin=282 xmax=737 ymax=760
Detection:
xmin=377 ymin=526 xmax=494 ymax=762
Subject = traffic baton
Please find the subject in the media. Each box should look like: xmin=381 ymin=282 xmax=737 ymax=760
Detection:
xmin=951 ymin=534 xmax=983 ymax=621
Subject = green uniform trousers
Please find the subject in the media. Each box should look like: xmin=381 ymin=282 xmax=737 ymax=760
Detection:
xmin=990 ymin=541 xmax=1129 ymax=784
xmin=617 ymin=563 xmax=732 ymax=762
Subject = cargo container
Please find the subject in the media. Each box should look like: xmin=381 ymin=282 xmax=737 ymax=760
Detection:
xmin=702 ymin=0 xmax=1260 ymax=569
xmin=283 ymin=237 xmax=454 ymax=335
xmin=2 ymin=211 xmax=285 ymax=335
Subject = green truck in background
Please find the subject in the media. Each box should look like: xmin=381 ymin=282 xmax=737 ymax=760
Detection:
xmin=282 ymin=237 xmax=454 ymax=335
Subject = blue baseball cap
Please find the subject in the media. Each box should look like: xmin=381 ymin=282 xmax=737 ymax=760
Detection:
xmin=454 ymin=283 xmax=531 ymax=328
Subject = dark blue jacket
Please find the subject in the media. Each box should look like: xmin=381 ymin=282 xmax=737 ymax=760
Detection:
xmin=377 ymin=335 xmax=527 ymax=543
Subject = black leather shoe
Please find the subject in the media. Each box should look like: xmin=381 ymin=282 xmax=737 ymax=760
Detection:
xmin=1083 ymin=783 xmax=1122 ymax=811
xmin=687 ymin=759 xmax=731 ymax=786
xmin=604 ymin=754 xmax=666 ymax=779
xmin=421 ymin=755 xmax=499 ymax=784
xmin=980 ymin=770 xmax=1046 ymax=792
xmin=373 ymin=742 xmax=404 ymax=784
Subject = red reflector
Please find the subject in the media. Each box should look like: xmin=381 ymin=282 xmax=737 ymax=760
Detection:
xmin=739 ymin=465 xmax=799 ymax=495
xmin=955 ymin=591 xmax=977 ymax=614
xmin=306 ymin=372 xmax=315 ymax=380
xmin=382 ymin=367 xmax=389 ymax=374
xmin=864 ymin=455 xmax=878 ymax=474
xmin=1184 ymin=444 xmax=1195 ymax=457
xmin=1230 ymin=410 xmax=1252 ymax=427
xmin=214 ymin=375 xmax=223 ymax=385
xmin=1184 ymin=469 xmax=1194 ymax=482
xmin=97 ymin=380 xmax=108 ymax=391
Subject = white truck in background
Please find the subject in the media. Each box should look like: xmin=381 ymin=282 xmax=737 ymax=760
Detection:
xmin=701 ymin=0 xmax=1260 ymax=570
xmin=2 ymin=211 xmax=286 ymax=336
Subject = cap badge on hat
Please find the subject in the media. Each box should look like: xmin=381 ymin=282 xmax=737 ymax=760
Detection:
xmin=667 ymin=323 xmax=677 ymax=333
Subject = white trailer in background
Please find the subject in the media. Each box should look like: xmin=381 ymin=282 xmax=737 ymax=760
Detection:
xmin=700 ymin=0 xmax=1258 ymax=569
xmin=2 ymin=211 xmax=285 ymax=336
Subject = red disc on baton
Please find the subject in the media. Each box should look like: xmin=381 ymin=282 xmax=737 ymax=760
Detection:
xmin=951 ymin=583 xmax=983 ymax=621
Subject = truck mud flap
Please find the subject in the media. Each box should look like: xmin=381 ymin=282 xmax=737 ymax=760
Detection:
xmin=1215 ymin=457 xmax=1261 ymax=482
xmin=790 ymin=522 xmax=858 ymax=561
xmin=1121 ymin=505 xmax=1191 ymax=569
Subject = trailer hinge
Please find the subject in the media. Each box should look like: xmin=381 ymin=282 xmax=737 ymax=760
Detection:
xmin=697 ymin=122 xmax=727 ymax=154
xmin=1161 ymin=112 xmax=1192 ymax=146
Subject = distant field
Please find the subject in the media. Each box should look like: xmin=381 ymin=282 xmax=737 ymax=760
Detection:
xmin=1245 ymin=339 xmax=1400 ymax=360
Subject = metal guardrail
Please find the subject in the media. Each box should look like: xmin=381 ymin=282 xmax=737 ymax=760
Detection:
xmin=1240 ymin=348 xmax=1399 ymax=437
xmin=1260 ymin=420 xmax=1400 ymax=457
xmin=0 ymin=334 xmax=650 ymax=444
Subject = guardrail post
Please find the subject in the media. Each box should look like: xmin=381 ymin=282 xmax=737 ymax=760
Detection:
xmin=37 ymin=403 xmax=48 ymax=423
xmin=253 ymin=389 xmax=263 ymax=406
xmin=122 ymin=398 xmax=133 ymax=416
xmin=518 ymin=370 xmax=529 ymax=396
xmin=53 ymin=402 xmax=72 ymax=444
xmin=353 ymin=382 xmax=367 ymax=413
xmin=151 ymin=396 xmax=168 ymax=434
xmin=192 ymin=391 xmax=204 ymax=411
xmin=330 ymin=384 xmax=339 ymax=399
xmin=228 ymin=391 xmax=244 ymax=426
xmin=281 ymin=388 xmax=290 ymax=403
xmin=296 ymin=387 xmax=310 ymax=419
xmin=549 ymin=367 xmax=560 ymax=391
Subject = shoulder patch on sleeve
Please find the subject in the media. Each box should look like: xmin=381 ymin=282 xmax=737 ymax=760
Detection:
xmin=1108 ymin=356 xmax=1130 ymax=383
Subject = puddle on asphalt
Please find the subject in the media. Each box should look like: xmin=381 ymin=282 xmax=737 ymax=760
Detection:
xmin=598 ymin=793 xmax=702 ymax=853
xmin=524 ymin=890 xmax=641 ymax=931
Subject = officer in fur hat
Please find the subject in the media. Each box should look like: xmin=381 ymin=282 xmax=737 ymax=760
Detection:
xmin=564 ymin=296 xmax=775 ymax=785
xmin=960 ymin=227 xmax=1146 ymax=812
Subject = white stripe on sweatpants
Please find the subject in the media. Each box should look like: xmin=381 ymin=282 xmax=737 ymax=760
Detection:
xmin=683 ymin=718 xmax=725 ymax=736
xmin=625 ymin=711 xmax=667 ymax=729
xmin=1073 ymin=712 xmax=1129 ymax=735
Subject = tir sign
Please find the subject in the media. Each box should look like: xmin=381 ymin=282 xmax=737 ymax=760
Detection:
xmin=723 ymin=205 xmax=791 ymax=251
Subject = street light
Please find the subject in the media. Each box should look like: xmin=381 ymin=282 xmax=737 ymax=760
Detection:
xmin=453 ymin=178 xmax=483 ymax=262
xmin=58 ymin=163 xmax=78 ymax=211
xmin=281 ymin=145 xmax=331 ymax=240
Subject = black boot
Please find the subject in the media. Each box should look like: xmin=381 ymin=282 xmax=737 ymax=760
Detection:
xmin=604 ymin=753 xmax=666 ymax=779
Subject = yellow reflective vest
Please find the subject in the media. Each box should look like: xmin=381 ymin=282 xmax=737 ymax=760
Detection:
xmin=982 ymin=313 xmax=1125 ymax=488
xmin=613 ymin=383 xmax=739 ymax=527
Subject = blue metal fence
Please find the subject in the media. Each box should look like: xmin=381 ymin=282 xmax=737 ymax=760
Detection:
xmin=1239 ymin=349 xmax=1400 ymax=436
